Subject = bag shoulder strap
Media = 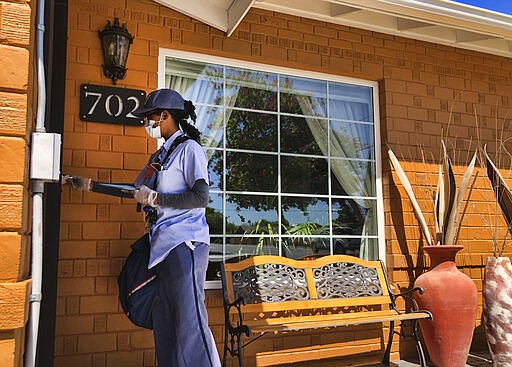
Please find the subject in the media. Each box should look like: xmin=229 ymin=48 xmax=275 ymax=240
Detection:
xmin=153 ymin=135 xmax=191 ymax=189
xmin=160 ymin=135 xmax=190 ymax=167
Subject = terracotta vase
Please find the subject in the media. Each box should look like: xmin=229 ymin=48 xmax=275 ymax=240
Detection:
xmin=413 ymin=245 xmax=478 ymax=367
xmin=482 ymin=256 xmax=512 ymax=367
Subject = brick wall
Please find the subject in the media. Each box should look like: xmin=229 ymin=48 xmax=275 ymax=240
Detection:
xmin=0 ymin=0 xmax=34 ymax=366
xmin=59 ymin=0 xmax=512 ymax=366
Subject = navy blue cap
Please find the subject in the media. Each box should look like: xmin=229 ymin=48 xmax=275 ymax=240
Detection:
xmin=132 ymin=89 xmax=185 ymax=117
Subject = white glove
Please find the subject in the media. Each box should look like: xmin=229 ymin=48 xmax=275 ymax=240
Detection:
xmin=134 ymin=185 xmax=158 ymax=207
xmin=63 ymin=175 xmax=92 ymax=191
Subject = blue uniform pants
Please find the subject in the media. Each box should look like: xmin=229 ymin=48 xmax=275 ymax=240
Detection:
xmin=152 ymin=242 xmax=221 ymax=367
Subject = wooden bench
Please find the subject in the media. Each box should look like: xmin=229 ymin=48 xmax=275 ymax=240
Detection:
xmin=221 ymin=255 xmax=432 ymax=367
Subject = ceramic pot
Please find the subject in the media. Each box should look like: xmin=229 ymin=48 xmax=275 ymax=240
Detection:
xmin=482 ymin=256 xmax=512 ymax=367
xmin=413 ymin=245 xmax=478 ymax=367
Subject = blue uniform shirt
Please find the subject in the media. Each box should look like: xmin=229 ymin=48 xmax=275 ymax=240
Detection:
xmin=147 ymin=131 xmax=210 ymax=268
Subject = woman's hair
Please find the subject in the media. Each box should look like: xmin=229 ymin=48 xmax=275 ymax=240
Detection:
xmin=167 ymin=100 xmax=201 ymax=144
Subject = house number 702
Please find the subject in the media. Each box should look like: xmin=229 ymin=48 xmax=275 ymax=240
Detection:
xmin=84 ymin=91 xmax=140 ymax=118
xmin=79 ymin=84 xmax=146 ymax=126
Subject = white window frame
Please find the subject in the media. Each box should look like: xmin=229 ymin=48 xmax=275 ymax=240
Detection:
xmin=158 ymin=48 xmax=385 ymax=289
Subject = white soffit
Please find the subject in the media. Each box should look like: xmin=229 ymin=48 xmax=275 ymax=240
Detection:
xmin=153 ymin=0 xmax=255 ymax=36
xmin=155 ymin=0 xmax=512 ymax=58
xmin=255 ymin=0 xmax=512 ymax=58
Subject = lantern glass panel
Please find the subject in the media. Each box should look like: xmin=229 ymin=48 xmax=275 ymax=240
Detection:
xmin=101 ymin=34 xmax=131 ymax=67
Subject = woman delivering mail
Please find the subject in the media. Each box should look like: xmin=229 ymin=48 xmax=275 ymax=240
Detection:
xmin=131 ymin=88 xmax=221 ymax=367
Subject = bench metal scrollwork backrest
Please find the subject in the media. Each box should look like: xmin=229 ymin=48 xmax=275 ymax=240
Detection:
xmin=314 ymin=262 xmax=383 ymax=299
xmin=232 ymin=263 xmax=310 ymax=304
xmin=230 ymin=260 xmax=383 ymax=305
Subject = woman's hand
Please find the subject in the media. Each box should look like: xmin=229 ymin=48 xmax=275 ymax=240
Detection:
xmin=134 ymin=185 xmax=158 ymax=207
xmin=62 ymin=175 xmax=92 ymax=191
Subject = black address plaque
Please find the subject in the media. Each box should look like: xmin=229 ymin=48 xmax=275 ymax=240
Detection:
xmin=80 ymin=84 xmax=146 ymax=126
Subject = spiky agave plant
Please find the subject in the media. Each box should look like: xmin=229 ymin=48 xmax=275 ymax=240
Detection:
xmin=484 ymin=150 xmax=512 ymax=257
xmin=388 ymin=140 xmax=477 ymax=246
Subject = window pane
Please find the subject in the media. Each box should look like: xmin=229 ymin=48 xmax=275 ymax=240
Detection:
xmin=281 ymin=196 xmax=330 ymax=230
xmin=226 ymin=236 xmax=279 ymax=258
xmin=283 ymin=237 xmax=329 ymax=259
xmin=280 ymin=76 xmax=327 ymax=117
xmin=206 ymin=193 xmax=223 ymax=234
xmin=329 ymin=83 xmax=373 ymax=122
xmin=206 ymin=149 xmax=223 ymax=190
xmin=226 ymin=152 xmax=277 ymax=192
xmin=330 ymin=159 xmax=376 ymax=197
xmin=197 ymin=106 xmax=223 ymax=148
xmin=280 ymin=115 xmax=324 ymax=155
xmin=330 ymin=120 xmax=374 ymax=160
xmin=165 ymin=58 xmax=224 ymax=105
xmin=281 ymin=156 xmax=328 ymax=194
xmin=226 ymin=67 xmax=278 ymax=111
xmin=333 ymin=237 xmax=377 ymax=259
xmin=225 ymin=194 xmax=278 ymax=233
xmin=281 ymin=196 xmax=330 ymax=259
xmin=332 ymin=198 xmax=377 ymax=236
xmin=226 ymin=110 xmax=277 ymax=151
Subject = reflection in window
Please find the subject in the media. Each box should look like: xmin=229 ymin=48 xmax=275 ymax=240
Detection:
xmin=226 ymin=67 xmax=277 ymax=111
xmin=206 ymin=149 xmax=222 ymax=190
xmin=206 ymin=193 xmax=223 ymax=234
xmin=280 ymin=116 xmax=324 ymax=155
xmin=226 ymin=152 xmax=278 ymax=193
xmin=164 ymin=55 xmax=380 ymax=282
xmin=281 ymin=156 xmax=328 ymax=195
xmin=226 ymin=110 xmax=277 ymax=151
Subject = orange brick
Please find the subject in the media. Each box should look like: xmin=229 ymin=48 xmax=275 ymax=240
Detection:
xmin=63 ymin=132 xmax=99 ymax=150
xmin=77 ymin=333 xmax=117 ymax=353
xmin=57 ymin=277 xmax=95 ymax=296
xmin=83 ymin=222 xmax=120 ymax=239
xmin=61 ymin=204 xmax=97 ymax=222
xmin=0 ymin=92 xmax=27 ymax=137
xmin=55 ymin=315 xmax=94 ymax=335
xmin=0 ymin=45 xmax=28 ymax=91
xmin=112 ymin=136 xmax=147 ymax=153
xmin=0 ymin=137 xmax=25 ymax=183
xmin=86 ymin=151 xmax=123 ymax=168
xmin=0 ymin=232 xmax=23 ymax=281
xmin=106 ymin=351 xmax=144 ymax=367
xmin=80 ymin=295 xmax=118 ymax=313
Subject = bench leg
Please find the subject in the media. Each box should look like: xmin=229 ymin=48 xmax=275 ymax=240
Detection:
xmin=237 ymin=334 xmax=244 ymax=367
xmin=383 ymin=320 xmax=394 ymax=366
xmin=412 ymin=319 xmax=427 ymax=367
xmin=222 ymin=326 xmax=228 ymax=367
xmin=223 ymin=328 xmax=244 ymax=367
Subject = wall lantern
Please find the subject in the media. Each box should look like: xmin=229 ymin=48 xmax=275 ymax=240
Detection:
xmin=99 ymin=18 xmax=133 ymax=85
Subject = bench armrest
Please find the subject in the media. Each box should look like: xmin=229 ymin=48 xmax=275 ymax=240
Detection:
xmin=390 ymin=287 xmax=424 ymax=313
xmin=224 ymin=296 xmax=251 ymax=337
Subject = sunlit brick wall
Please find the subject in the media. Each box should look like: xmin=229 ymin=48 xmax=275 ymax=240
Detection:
xmin=0 ymin=0 xmax=34 ymax=366
xmin=59 ymin=0 xmax=512 ymax=366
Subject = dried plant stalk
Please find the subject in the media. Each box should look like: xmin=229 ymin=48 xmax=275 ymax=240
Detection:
xmin=389 ymin=140 xmax=476 ymax=246
xmin=485 ymin=151 xmax=512 ymax=256
xmin=388 ymin=147 xmax=433 ymax=246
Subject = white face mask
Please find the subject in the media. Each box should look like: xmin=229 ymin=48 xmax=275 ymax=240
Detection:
xmin=144 ymin=113 xmax=163 ymax=139
xmin=145 ymin=122 xmax=162 ymax=139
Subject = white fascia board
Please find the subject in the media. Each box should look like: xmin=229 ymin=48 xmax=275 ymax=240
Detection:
xmin=153 ymin=0 xmax=229 ymax=32
xmin=227 ymin=0 xmax=256 ymax=36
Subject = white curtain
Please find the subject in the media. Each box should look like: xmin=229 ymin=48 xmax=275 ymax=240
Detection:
xmin=166 ymin=62 xmax=240 ymax=153
xmin=296 ymin=95 xmax=376 ymax=260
